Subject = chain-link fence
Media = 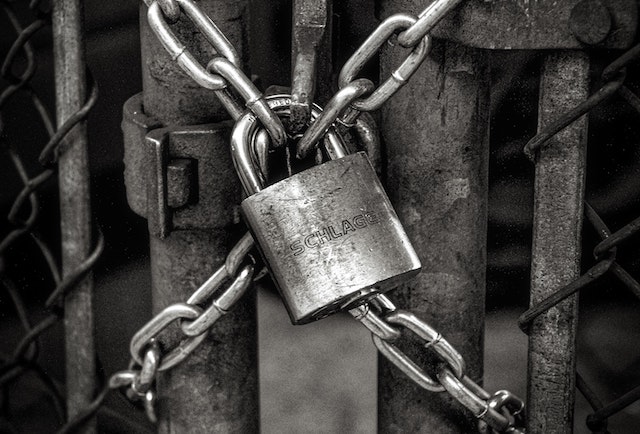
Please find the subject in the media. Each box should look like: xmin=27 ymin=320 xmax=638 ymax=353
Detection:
xmin=0 ymin=1 xmax=103 ymax=432
xmin=518 ymin=44 xmax=640 ymax=433
xmin=1 ymin=1 xmax=639 ymax=433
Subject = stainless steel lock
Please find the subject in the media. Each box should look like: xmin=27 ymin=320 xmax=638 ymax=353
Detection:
xmin=231 ymin=95 xmax=421 ymax=324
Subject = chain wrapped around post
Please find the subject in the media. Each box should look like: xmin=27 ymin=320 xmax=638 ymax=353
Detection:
xmin=110 ymin=0 xmax=527 ymax=431
xmin=5 ymin=0 xmax=639 ymax=431
xmin=350 ymin=295 xmax=525 ymax=433
xmin=115 ymin=233 xmax=256 ymax=416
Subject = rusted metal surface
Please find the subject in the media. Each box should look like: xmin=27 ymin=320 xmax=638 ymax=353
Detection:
xmin=379 ymin=36 xmax=490 ymax=432
xmin=150 ymin=232 xmax=258 ymax=433
xmin=121 ymin=96 xmax=240 ymax=236
xmin=569 ymin=0 xmax=612 ymax=45
xmin=526 ymin=51 xmax=589 ymax=434
xmin=122 ymin=95 xmax=239 ymax=234
xmin=290 ymin=0 xmax=331 ymax=133
xmin=128 ymin=1 xmax=257 ymax=432
xmin=144 ymin=122 xmax=239 ymax=238
xmin=378 ymin=0 xmax=637 ymax=49
xmin=122 ymin=94 xmax=161 ymax=218
xmin=52 ymin=0 xmax=95 ymax=431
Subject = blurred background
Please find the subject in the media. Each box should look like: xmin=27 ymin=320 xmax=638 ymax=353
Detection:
xmin=1 ymin=0 xmax=639 ymax=432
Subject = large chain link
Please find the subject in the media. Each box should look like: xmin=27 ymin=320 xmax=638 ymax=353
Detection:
xmin=350 ymin=295 xmax=526 ymax=433
xmin=296 ymin=0 xmax=463 ymax=157
xmin=143 ymin=0 xmax=287 ymax=145
xmin=113 ymin=233 xmax=256 ymax=416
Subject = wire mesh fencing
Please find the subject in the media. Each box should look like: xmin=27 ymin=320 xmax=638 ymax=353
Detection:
xmin=519 ymin=44 xmax=640 ymax=433
xmin=0 ymin=1 xmax=102 ymax=432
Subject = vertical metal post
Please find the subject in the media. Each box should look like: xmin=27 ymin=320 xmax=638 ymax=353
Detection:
xmin=379 ymin=36 xmax=490 ymax=432
xmin=52 ymin=1 xmax=95 ymax=432
xmin=527 ymin=51 xmax=589 ymax=433
xmin=138 ymin=2 xmax=257 ymax=432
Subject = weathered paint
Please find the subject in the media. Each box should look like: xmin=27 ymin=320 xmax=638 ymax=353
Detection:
xmin=135 ymin=1 xmax=258 ymax=432
xmin=52 ymin=1 xmax=95 ymax=432
xmin=378 ymin=34 xmax=490 ymax=432
xmin=526 ymin=51 xmax=589 ymax=434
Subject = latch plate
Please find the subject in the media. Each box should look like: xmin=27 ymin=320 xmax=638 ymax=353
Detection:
xmin=122 ymin=93 xmax=240 ymax=238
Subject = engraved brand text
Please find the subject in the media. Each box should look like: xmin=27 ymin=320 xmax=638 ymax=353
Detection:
xmin=290 ymin=212 xmax=380 ymax=256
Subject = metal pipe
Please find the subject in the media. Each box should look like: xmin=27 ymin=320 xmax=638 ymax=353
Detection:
xmin=526 ymin=51 xmax=589 ymax=433
xmin=140 ymin=1 xmax=248 ymax=125
xmin=138 ymin=1 xmax=257 ymax=432
xmin=52 ymin=1 xmax=95 ymax=432
xmin=379 ymin=36 xmax=490 ymax=432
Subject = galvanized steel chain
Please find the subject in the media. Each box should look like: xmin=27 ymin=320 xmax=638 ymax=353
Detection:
xmin=296 ymin=0 xmax=464 ymax=157
xmin=112 ymin=233 xmax=256 ymax=414
xmin=288 ymin=3 xmax=527 ymax=427
xmin=129 ymin=0 xmax=527 ymax=431
xmin=350 ymin=295 xmax=525 ymax=433
xmin=142 ymin=0 xmax=287 ymax=145
xmin=140 ymin=0 xmax=461 ymax=156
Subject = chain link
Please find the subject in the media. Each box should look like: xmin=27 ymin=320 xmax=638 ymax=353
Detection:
xmin=144 ymin=0 xmax=287 ymax=144
xmin=296 ymin=78 xmax=374 ymax=158
xmin=129 ymin=303 xmax=206 ymax=370
xmin=131 ymin=0 xmax=527 ymax=430
xmin=437 ymin=368 xmax=525 ymax=434
xmin=120 ymin=234 xmax=256 ymax=419
xmin=147 ymin=1 xmax=232 ymax=89
xmin=110 ymin=368 xmax=158 ymax=423
xmin=396 ymin=0 xmax=464 ymax=47
xmin=351 ymin=294 xmax=525 ymax=433
xmin=297 ymin=0 xmax=463 ymax=156
xmin=207 ymin=57 xmax=288 ymax=146
xmin=131 ymin=341 xmax=161 ymax=396
xmin=338 ymin=13 xmax=431 ymax=111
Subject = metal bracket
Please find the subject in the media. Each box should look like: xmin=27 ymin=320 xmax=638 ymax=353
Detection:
xmin=122 ymin=93 xmax=240 ymax=238
xmin=379 ymin=0 xmax=637 ymax=50
xmin=122 ymin=93 xmax=162 ymax=218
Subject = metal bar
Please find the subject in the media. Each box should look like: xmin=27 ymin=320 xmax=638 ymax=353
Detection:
xmin=52 ymin=1 xmax=95 ymax=432
xmin=290 ymin=0 xmax=329 ymax=134
xmin=138 ymin=1 xmax=257 ymax=432
xmin=526 ymin=51 xmax=590 ymax=433
xmin=379 ymin=36 xmax=490 ymax=432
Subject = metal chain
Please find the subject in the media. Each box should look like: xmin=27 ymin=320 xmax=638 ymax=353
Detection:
xmin=142 ymin=0 xmax=459 ymax=157
xmin=296 ymin=0 xmax=461 ymax=156
xmin=117 ymin=232 xmax=256 ymax=419
xmin=350 ymin=295 xmax=526 ymax=433
xmin=131 ymin=0 xmax=528 ymax=430
xmin=143 ymin=0 xmax=287 ymax=146
xmin=110 ymin=1 xmax=280 ymax=422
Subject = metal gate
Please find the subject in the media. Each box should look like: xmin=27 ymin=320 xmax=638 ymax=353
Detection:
xmin=1 ymin=0 xmax=639 ymax=433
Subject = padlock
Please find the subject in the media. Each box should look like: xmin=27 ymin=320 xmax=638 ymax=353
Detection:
xmin=231 ymin=95 xmax=421 ymax=324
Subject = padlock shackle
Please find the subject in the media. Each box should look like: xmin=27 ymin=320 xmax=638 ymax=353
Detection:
xmin=231 ymin=95 xmax=347 ymax=196
xmin=231 ymin=111 xmax=263 ymax=196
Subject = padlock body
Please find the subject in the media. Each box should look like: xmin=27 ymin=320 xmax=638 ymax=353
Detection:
xmin=241 ymin=152 xmax=421 ymax=324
